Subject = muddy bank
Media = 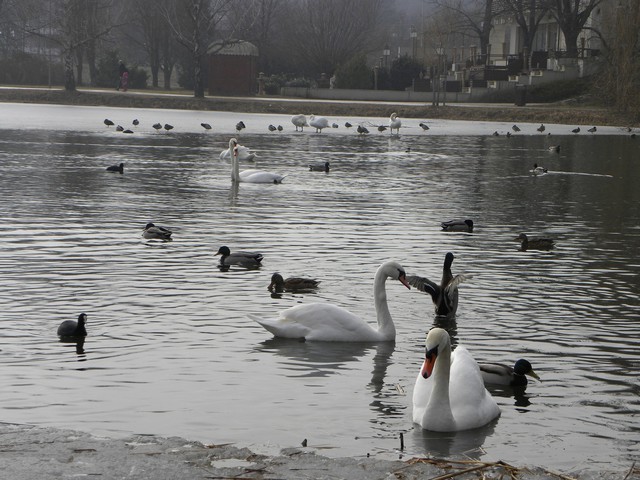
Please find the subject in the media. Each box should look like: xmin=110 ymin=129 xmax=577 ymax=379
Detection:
xmin=0 ymin=87 xmax=633 ymax=128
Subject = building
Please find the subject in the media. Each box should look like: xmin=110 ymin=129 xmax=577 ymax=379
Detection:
xmin=207 ymin=40 xmax=259 ymax=96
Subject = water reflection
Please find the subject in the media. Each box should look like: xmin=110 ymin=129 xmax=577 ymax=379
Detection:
xmin=411 ymin=420 xmax=498 ymax=460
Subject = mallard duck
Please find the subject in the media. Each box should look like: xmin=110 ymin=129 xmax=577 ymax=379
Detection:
xmin=419 ymin=122 xmax=429 ymax=131
xmin=250 ymin=261 xmax=410 ymax=342
xmin=413 ymin=328 xmax=500 ymax=431
xmin=142 ymin=223 xmax=172 ymax=241
xmin=571 ymin=127 xmax=580 ymax=134
xmin=268 ymin=273 xmax=320 ymax=293
xmin=479 ymin=359 xmax=540 ymax=387
xmin=389 ymin=113 xmax=401 ymax=134
xmin=537 ymin=124 xmax=546 ymax=133
xmin=104 ymin=118 xmax=114 ymax=127
xmin=268 ymin=124 xmax=277 ymax=132
xmin=407 ymin=252 xmax=472 ymax=316
xmin=57 ymin=313 xmax=88 ymax=338
xmin=164 ymin=123 xmax=174 ymax=131
xmin=106 ymin=162 xmax=124 ymax=174
xmin=201 ymin=122 xmax=212 ymax=130
xmin=512 ymin=124 xmax=521 ymax=132
xmin=309 ymin=162 xmax=330 ymax=172
xmin=532 ymin=163 xmax=548 ymax=174
xmin=516 ymin=233 xmax=555 ymax=251
xmin=216 ymin=246 xmax=263 ymax=267
xmin=441 ymin=219 xmax=473 ymax=233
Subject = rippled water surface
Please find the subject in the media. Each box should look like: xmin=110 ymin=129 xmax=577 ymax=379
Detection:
xmin=1 ymin=105 xmax=639 ymax=476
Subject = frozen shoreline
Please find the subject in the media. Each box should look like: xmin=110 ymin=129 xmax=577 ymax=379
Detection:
xmin=1 ymin=423 xmax=622 ymax=480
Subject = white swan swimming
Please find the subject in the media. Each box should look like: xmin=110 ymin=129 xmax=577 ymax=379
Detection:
xmin=309 ymin=115 xmax=329 ymax=133
xmin=291 ymin=114 xmax=308 ymax=132
xmin=412 ymin=328 xmax=500 ymax=432
xmin=220 ymin=141 xmax=256 ymax=162
xmin=249 ymin=261 xmax=410 ymax=341
xmin=389 ymin=113 xmax=402 ymax=134
xmin=227 ymin=138 xmax=285 ymax=184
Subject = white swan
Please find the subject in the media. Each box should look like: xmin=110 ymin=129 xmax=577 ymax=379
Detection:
xmin=389 ymin=113 xmax=401 ymax=134
xmin=309 ymin=115 xmax=329 ymax=133
xmin=249 ymin=261 xmax=410 ymax=341
xmin=291 ymin=114 xmax=308 ymax=132
xmin=227 ymin=138 xmax=285 ymax=184
xmin=220 ymin=142 xmax=256 ymax=162
xmin=413 ymin=328 xmax=500 ymax=432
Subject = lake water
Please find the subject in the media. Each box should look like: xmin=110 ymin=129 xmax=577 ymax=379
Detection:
xmin=0 ymin=103 xmax=638 ymax=477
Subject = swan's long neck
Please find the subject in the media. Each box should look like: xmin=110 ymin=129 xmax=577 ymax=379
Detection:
xmin=230 ymin=142 xmax=240 ymax=183
xmin=426 ymin=339 xmax=454 ymax=425
xmin=373 ymin=268 xmax=395 ymax=339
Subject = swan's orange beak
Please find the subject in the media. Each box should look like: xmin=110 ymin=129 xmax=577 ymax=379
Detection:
xmin=421 ymin=348 xmax=437 ymax=379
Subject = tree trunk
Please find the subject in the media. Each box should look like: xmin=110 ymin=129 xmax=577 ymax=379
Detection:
xmin=75 ymin=47 xmax=84 ymax=86
xmin=64 ymin=51 xmax=76 ymax=91
xmin=163 ymin=66 xmax=172 ymax=89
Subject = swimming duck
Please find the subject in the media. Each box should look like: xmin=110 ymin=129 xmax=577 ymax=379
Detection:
xmin=407 ymin=252 xmax=471 ymax=316
xmin=413 ymin=328 xmax=500 ymax=432
xmin=548 ymin=145 xmax=561 ymax=153
xmin=216 ymin=246 xmax=263 ymax=268
xmin=478 ymin=359 xmax=540 ymax=387
xmin=531 ymin=163 xmax=548 ymax=174
xmin=57 ymin=313 xmax=88 ymax=339
xmin=106 ymin=162 xmax=124 ymax=174
xmin=268 ymin=273 xmax=320 ymax=293
xmin=309 ymin=162 xmax=330 ymax=172
xmin=389 ymin=113 xmax=401 ymax=134
xmin=441 ymin=219 xmax=473 ymax=233
xmin=516 ymin=233 xmax=555 ymax=251
xmin=142 ymin=223 xmax=173 ymax=241
xmin=250 ymin=261 xmax=410 ymax=342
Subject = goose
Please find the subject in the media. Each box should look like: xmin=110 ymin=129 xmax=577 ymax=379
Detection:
xmin=479 ymin=359 xmax=540 ymax=387
xmin=516 ymin=233 xmax=555 ymax=251
xmin=268 ymin=273 xmax=320 ymax=293
xmin=227 ymin=138 xmax=285 ymax=184
xmin=389 ymin=113 xmax=401 ymax=134
xmin=309 ymin=115 xmax=329 ymax=133
xmin=201 ymin=122 xmax=212 ymax=130
xmin=531 ymin=163 xmax=548 ymax=174
xmin=512 ymin=124 xmax=521 ymax=132
xmin=419 ymin=122 xmax=429 ymax=131
xmin=57 ymin=313 xmax=88 ymax=339
xmin=441 ymin=219 xmax=473 ymax=233
xmin=216 ymin=245 xmax=263 ymax=268
xmin=537 ymin=124 xmax=546 ymax=133
xmin=106 ymin=162 xmax=124 ymax=174
xmin=104 ymin=118 xmax=114 ymax=127
xmin=407 ymin=252 xmax=471 ymax=316
xmin=413 ymin=328 xmax=500 ymax=432
xmin=220 ymin=139 xmax=256 ymax=162
xmin=291 ymin=114 xmax=308 ymax=132
xmin=152 ymin=123 xmax=162 ymax=131
xmin=309 ymin=161 xmax=330 ymax=172
xmin=250 ymin=261 xmax=410 ymax=342
xmin=142 ymin=223 xmax=172 ymax=241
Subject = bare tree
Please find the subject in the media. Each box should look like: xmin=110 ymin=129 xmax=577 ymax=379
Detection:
xmin=283 ymin=0 xmax=387 ymax=76
xmin=232 ymin=0 xmax=284 ymax=72
xmin=161 ymin=0 xmax=237 ymax=98
xmin=501 ymin=0 xmax=551 ymax=70
xmin=549 ymin=0 xmax=603 ymax=58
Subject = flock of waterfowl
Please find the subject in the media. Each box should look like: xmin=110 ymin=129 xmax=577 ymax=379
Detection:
xmin=81 ymin=111 xmax=558 ymax=434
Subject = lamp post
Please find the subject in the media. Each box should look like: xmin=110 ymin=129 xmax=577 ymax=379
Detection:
xmin=383 ymin=44 xmax=390 ymax=70
xmin=433 ymin=47 xmax=444 ymax=107
xmin=410 ymin=26 xmax=417 ymax=59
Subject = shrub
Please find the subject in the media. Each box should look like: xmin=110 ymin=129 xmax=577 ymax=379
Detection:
xmin=334 ymin=55 xmax=372 ymax=89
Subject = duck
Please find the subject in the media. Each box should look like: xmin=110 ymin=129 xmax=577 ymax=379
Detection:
xmin=291 ymin=114 xmax=308 ymax=132
xmin=357 ymin=125 xmax=369 ymax=135
xmin=516 ymin=233 xmax=555 ymax=251
xmin=440 ymin=219 xmax=473 ymax=233
xmin=571 ymin=127 xmax=581 ymax=134
xmin=479 ymin=359 xmax=540 ymax=387
xmin=152 ymin=123 xmax=162 ymax=131
xmin=216 ymin=245 xmax=263 ymax=268
xmin=235 ymin=121 xmax=246 ymax=132
xmin=309 ymin=162 xmax=330 ymax=172
xmin=268 ymin=273 xmax=320 ymax=293
xmin=201 ymin=122 xmax=212 ymax=130
xmin=106 ymin=162 xmax=124 ymax=174
xmin=389 ymin=113 xmax=401 ymax=134
xmin=377 ymin=125 xmax=387 ymax=133
xmin=309 ymin=115 xmax=329 ymax=133
xmin=104 ymin=118 xmax=114 ymax=127
xmin=249 ymin=261 xmax=410 ymax=342
xmin=268 ymin=124 xmax=277 ymax=132
xmin=227 ymin=138 xmax=285 ymax=184
xmin=412 ymin=328 xmax=500 ymax=432
xmin=219 ymin=139 xmax=256 ymax=162
xmin=277 ymin=125 xmax=283 ymax=132
xmin=407 ymin=252 xmax=471 ymax=316
xmin=419 ymin=122 xmax=429 ymax=131
xmin=531 ymin=163 xmax=548 ymax=174
xmin=548 ymin=145 xmax=561 ymax=153
xmin=116 ymin=125 xmax=124 ymax=132
xmin=57 ymin=313 xmax=88 ymax=339
xmin=164 ymin=123 xmax=174 ymax=131
xmin=537 ymin=124 xmax=546 ymax=133
xmin=588 ymin=126 xmax=597 ymax=133
xmin=122 ymin=129 xmax=133 ymax=134
xmin=142 ymin=223 xmax=173 ymax=241
xmin=132 ymin=119 xmax=139 ymax=126
xmin=512 ymin=124 xmax=521 ymax=132
xmin=344 ymin=122 xmax=352 ymax=128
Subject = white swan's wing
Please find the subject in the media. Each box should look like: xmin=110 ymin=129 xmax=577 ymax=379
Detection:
xmin=240 ymin=170 xmax=285 ymax=183
xmin=250 ymin=303 xmax=377 ymax=342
